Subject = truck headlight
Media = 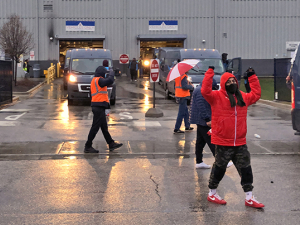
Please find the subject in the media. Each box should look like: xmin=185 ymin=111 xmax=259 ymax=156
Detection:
xmin=143 ymin=60 xmax=150 ymax=66
xmin=69 ymin=74 xmax=77 ymax=82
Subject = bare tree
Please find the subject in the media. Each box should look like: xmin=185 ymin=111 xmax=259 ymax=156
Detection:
xmin=0 ymin=14 xmax=34 ymax=86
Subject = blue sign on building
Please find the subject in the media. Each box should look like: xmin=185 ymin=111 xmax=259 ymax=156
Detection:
xmin=149 ymin=21 xmax=178 ymax=31
xmin=66 ymin=21 xmax=95 ymax=32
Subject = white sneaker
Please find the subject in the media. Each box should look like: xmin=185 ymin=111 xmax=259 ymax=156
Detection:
xmin=227 ymin=161 xmax=234 ymax=168
xmin=195 ymin=162 xmax=211 ymax=169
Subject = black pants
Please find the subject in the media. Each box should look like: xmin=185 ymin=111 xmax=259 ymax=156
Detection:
xmin=208 ymin=144 xmax=254 ymax=192
xmin=196 ymin=125 xmax=215 ymax=163
xmin=130 ymin=69 xmax=137 ymax=80
xmin=85 ymin=106 xmax=114 ymax=148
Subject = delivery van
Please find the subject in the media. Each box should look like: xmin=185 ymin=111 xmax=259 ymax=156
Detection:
xmin=67 ymin=48 xmax=116 ymax=105
xmin=289 ymin=44 xmax=300 ymax=134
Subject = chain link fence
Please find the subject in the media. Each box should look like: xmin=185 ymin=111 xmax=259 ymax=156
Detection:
xmin=274 ymin=58 xmax=291 ymax=102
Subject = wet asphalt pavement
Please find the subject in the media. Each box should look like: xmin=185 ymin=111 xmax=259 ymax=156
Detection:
xmin=0 ymin=76 xmax=299 ymax=224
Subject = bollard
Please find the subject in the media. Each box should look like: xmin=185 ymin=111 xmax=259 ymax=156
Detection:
xmin=57 ymin=63 xmax=60 ymax=78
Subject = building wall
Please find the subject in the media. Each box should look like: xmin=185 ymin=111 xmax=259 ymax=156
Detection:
xmin=1 ymin=0 xmax=300 ymax=76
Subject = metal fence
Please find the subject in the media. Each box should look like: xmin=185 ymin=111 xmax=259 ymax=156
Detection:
xmin=46 ymin=63 xmax=56 ymax=84
xmin=0 ymin=60 xmax=13 ymax=105
xmin=274 ymin=58 xmax=291 ymax=102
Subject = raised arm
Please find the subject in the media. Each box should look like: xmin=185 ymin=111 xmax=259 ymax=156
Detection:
xmin=98 ymin=70 xmax=115 ymax=87
xmin=201 ymin=68 xmax=218 ymax=105
xmin=243 ymin=71 xmax=261 ymax=105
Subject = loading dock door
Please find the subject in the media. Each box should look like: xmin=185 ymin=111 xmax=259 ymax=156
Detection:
xmin=140 ymin=40 xmax=183 ymax=59
xmin=140 ymin=40 xmax=184 ymax=75
xmin=59 ymin=40 xmax=103 ymax=65
xmin=137 ymin=35 xmax=187 ymax=76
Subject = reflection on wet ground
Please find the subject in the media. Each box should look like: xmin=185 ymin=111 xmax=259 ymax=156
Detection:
xmin=0 ymin=138 xmax=299 ymax=161
xmin=1 ymin=77 xmax=299 ymax=161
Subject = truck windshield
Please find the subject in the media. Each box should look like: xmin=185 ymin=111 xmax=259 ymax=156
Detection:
xmin=185 ymin=58 xmax=224 ymax=75
xmin=71 ymin=58 xmax=112 ymax=74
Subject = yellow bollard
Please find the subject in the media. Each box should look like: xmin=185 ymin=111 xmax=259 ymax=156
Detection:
xmin=57 ymin=63 xmax=60 ymax=78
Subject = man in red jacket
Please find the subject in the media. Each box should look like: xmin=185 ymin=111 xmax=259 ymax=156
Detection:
xmin=201 ymin=66 xmax=265 ymax=208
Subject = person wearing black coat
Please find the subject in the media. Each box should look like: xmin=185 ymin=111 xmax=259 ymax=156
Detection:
xmin=128 ymin=58 xmax=138 ymax=81
xmin=84 ymin=66 xmax=123 ymax=153
xmin=190 ymin=79 xmax=218 ymax=168
xmin=190 ymin=79 xmax=234 ymax=169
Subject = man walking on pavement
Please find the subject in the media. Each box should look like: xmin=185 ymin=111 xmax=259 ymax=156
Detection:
xmin=173 ymin=71 xmax=194 ymax=133
xmin=84 ymin=66 xmax=123 ymax=153
xmin=138 ymin=57 xmax=143 ymax=78
xmin=128 ymin=57 xmax=138 ymax=81
xmin=201 ymin=66 xmax=265 ymax=208
xmin=190 ymin=79 xmax=234 ymax=169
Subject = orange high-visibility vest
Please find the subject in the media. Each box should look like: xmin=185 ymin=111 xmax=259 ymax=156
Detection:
xmin=175 ymin=74 xmax=190 ymax=98
xmin=90 ymin=77 xmax=109 ymax=103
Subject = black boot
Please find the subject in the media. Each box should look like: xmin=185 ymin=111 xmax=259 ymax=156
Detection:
xmin=109 ymin=141 xmax=123 ymax=151
xmin=84 ymin=146 xmax=99 ymax=153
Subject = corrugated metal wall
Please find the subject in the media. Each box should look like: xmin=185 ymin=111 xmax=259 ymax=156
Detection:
xmin=0 ymin=0 xmax=300 ymax=61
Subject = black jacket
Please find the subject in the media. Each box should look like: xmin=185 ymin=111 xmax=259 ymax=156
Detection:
xmin=91 ymin=66 xmax=114 ymax=108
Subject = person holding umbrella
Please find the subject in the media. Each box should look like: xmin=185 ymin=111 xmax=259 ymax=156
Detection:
xmin=172 ymin=61 xmax=194 ymax=133
xmin=201 ymin=66 xmax=265 ymax=208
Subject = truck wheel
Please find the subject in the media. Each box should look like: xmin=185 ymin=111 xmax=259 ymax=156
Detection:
xmin=110 ymin=98 xmax=116 ymax=106
xmin=68 ymin=99 xmax=73 ymax=105
xmin=165 ymin=86 xmax=172 ymax=100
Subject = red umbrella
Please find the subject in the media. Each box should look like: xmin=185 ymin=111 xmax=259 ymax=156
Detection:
xmin=166 ymin=59 xmax=200 ymax=82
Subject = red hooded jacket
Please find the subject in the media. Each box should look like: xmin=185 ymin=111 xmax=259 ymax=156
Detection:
xmin=201 ymin=68 xmax=261 ymax=146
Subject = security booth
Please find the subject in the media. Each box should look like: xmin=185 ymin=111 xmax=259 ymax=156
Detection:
xmin=136 ymin=34 xmax=187 ymax=76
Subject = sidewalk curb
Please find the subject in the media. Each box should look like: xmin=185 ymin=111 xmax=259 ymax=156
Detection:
xmin=12 ymin=96 xmax=20 ymax=102
xmin=13 ymin=80 xmax=47 ymax=97
xmin=258 ymin=99 xmax=291 ymax=111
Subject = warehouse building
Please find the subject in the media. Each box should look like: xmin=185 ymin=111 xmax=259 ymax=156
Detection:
xmin=0 ymin=0 xmax=300 ymax=77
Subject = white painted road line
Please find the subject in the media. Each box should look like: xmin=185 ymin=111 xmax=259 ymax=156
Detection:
xmin=5 ymin=112 xmax=26 ymax=121
xmin=119 ymin=112 xmax=133 ymax=120
xmin=133 ymin=121 xmax=161 ymax=127
xmin=0 ymin=109 xmax=31 ymax=113
xmin=0 ymin=121 xmax=19 ymax=126
xmin=252 ymin=141 xmax=275 ymax=154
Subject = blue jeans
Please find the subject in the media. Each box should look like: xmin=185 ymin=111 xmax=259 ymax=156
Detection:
xmin=175 ymin=98 xmax=190 ymax=130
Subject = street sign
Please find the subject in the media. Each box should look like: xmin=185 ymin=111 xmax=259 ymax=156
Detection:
xmin=119 ymin=54 xmax=129 ymax=64
xmin=30 ymin=51 xmax=35 ymax=60
xmin=150 ymin=59 xmax=159 ymax=82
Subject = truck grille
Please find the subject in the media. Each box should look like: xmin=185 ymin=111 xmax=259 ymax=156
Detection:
xmin=78 ymin=84 xmax=90 ymax=92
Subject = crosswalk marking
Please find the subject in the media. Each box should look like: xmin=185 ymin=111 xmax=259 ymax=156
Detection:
xmin=0 ymin=121 xmax=19 ymax=126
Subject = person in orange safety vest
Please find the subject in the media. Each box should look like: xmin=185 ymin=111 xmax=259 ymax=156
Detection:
xmin=84 ymin=66 xmax=123 ymax=153
xmin=173 ymin=69 xmax=194 ymax=134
